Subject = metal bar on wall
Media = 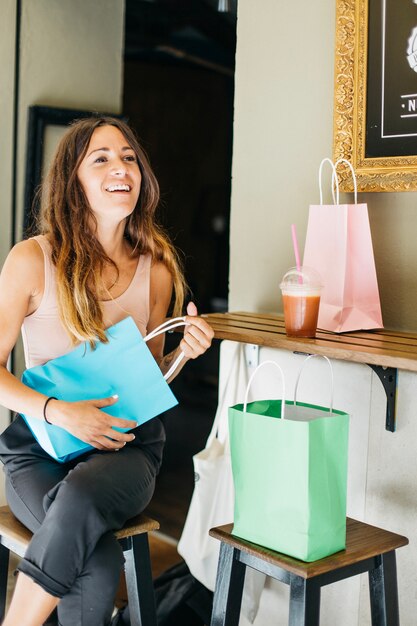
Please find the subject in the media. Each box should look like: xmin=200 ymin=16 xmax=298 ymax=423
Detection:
xmin=10 ymin=0 xmax=22 ymax=392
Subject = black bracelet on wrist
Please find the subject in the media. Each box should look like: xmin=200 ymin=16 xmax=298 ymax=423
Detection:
xmin=43 ymin=396 xmax=57 ymax=425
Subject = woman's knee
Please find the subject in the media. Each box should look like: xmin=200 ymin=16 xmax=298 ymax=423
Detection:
xmin=43 ymin=471 xmax=111 ymax=519
xmin=5 ymin=477 xmax=44 ymax=532
xmin=42 ymin=452 xmax=159 ymax=538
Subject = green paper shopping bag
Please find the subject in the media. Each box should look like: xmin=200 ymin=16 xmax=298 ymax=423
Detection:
xmin=228 ymin=355 xmax=349 ymax=562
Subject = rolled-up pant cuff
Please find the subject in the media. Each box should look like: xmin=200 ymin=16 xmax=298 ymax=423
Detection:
xmin=17 ymin=559 xmax=67 ymax=598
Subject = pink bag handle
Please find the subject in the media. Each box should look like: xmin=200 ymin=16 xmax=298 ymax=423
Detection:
xmin=318 ymin=158 xmax=339 ymax=205
xmin=333 ymin=159 xmax=358 ymax=204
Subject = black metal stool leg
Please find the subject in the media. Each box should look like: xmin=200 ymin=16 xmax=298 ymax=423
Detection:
xmin=122 ymin=534 xmax=157 ymax=626
xmin=369 ymin=551 xmax=400 ymax=626
xmin=210 ymin=543 xmax=246 ymax=626
xmin=289 ymin=574 xmax=321 ymax=626
xmin=0 ymin=544 xmax=9 ymax=622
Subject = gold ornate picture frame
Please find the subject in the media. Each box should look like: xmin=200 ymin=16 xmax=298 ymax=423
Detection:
xmin=333 ymin=0 xmax=417 ymax=192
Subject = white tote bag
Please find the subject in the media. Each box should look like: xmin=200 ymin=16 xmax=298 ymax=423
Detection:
xmin=178 ymin=341 xmax=266 ymax=623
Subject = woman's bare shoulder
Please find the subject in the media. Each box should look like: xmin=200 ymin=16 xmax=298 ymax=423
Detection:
xmin=150 ymin=259 xmax=172 ymax=281
xmin=149 ymin=260 xmax=173 ymax=307
xmin=150 ymin=260 xmax=173 ymax=290
xmin=2 ymin=239 xmax=44 ymax=286
xmin=6 ymin=238 xmax=43 ymax=264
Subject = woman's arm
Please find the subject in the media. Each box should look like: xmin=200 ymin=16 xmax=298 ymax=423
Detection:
xmin=0 ymin=242 xmax=135 ymax=450
xmin=0 ymin=240 xmax=51 ymax=419
xmin=147 ymin=262 xmax=214 ymax=381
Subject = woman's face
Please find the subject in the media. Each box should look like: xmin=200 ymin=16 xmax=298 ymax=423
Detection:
xmin=77 ymin=125 xmax=141 ymax=224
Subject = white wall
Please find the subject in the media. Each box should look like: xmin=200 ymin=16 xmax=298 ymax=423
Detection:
xmin=228 ymin=1 xmax=417 ymax=624
xmin=230 ymin=0 xmax=336 ymax=317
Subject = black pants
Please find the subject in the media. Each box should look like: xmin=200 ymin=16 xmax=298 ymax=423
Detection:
xmin=0 ymin=415 xmax=165 ymax=626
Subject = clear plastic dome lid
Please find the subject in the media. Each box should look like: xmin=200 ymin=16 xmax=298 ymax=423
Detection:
xmin=280 ymin=266 xmax=322 ymax=293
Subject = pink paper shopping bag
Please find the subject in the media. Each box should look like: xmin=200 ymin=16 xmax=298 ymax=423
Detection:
xmin=303 ymin=158 xmax=383 ymax=333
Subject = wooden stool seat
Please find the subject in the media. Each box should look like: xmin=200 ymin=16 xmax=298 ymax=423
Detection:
xmin=209 ymin=517 xmax=409 ymax=626
xmin=0 ymin=505 xmax=159 ymax=626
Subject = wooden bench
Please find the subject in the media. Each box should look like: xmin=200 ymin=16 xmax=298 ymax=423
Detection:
xmin=0 ymin=505 xmax=159 ymax=626
xmin=209 ymin=517 xmax=409 ymax=626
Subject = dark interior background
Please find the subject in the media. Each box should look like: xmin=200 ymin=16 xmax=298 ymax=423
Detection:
xmin=123 ymin=0 xmax=236 ymax=537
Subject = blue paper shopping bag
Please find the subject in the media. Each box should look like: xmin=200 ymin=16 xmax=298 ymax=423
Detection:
xmin=21 ymin=316 xmax=186 ymax=463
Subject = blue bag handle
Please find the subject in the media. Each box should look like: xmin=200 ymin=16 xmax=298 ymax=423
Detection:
xmin=144 ymin=316 xmax=187 ymax=380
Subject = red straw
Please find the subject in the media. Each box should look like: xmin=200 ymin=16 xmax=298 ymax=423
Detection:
xmin=291 ymin=224 xmax=301 ymax=272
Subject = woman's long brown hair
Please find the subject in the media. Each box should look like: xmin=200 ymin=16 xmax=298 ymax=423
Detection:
xmin=37 ymin=116 xmax=186 ymax=345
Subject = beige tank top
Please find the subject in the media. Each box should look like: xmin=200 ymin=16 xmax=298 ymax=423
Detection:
xmin=21 ymin=235 xmax=151 ymax=368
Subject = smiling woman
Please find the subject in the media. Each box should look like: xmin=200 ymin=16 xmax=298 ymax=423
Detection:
xmin=77 ymin=126 xmax=142 ymax=233
xmin=38 ymin=117 xmax=186 ymax=346
xmin=0 ymin=115 xmax=214 ymax=626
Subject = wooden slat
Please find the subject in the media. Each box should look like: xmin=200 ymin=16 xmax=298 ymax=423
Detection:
xmin=210 ymin=312 xmax=417 ymax=344
xmin=209 ymin=518 xmax=408 ymax=579
xmin=0 ymin=507 xmax=32 ymax=552
xmin=211 ymin=321 xmax=417 ymax=355
xmin=203 ymin=312 xmax=417 ymax=371
xmin=208 ymin=315 xmax=417 ymax=351
xmin=206 ymin=312 xmax=417 ymax=344
xmin=115 ymin=514 xmax=160 ymax=538
xmin=0 ymin=506 xmax=159 ymax=549
xmin=211 ymin=313 xmax=417 ymax=349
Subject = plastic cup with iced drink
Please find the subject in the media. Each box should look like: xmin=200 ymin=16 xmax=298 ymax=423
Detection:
xmin=280 ymin=267 xmax=322 ymax=338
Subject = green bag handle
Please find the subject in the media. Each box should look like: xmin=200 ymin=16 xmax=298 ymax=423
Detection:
xmin=243 ymin=360 xmax=286 ymax=419
xmin=293 ymin=354 xmax=334 ymax=414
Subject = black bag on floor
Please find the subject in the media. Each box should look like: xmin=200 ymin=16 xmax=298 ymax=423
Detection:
xmin=111 ymin=561 xmax=213 ymax=626
xmin=155 ymin=561 xmax=213 ymax=625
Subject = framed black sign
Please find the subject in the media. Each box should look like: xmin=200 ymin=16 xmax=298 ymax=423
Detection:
xmin=333 ymin=0 xmax=417 ymax=192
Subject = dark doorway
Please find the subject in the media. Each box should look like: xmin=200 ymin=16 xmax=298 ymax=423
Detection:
xmin=123 ymin=0 xmax=236 ymax=538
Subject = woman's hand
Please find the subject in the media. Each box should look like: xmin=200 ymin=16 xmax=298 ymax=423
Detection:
xmin=45 ymin=395 xmax=136 ymax=451
xmin=180 ymin=302 xmax=214 ymax=360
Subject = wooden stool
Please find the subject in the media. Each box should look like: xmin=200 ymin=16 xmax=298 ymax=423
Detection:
xmin=209 ymin=518 xmax=409 ymax=626
xmin=0 ymin=505 xmax=159 ymax=626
